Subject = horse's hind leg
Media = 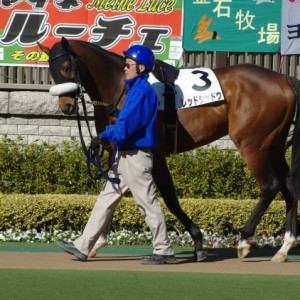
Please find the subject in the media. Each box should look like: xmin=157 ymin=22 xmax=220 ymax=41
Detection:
xmin=237 ymin=148 xmax=298 ymax=261
xmin=271 ymin=165 xmax=298 ymax=262
xmin=152 ymin=154 xmax=207 ymax=262
xmin=88 ymin=222 xmax=111 ymax=258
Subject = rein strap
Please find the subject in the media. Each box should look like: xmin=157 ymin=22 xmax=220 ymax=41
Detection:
xmin=76 ymin=106 xmax=120 ymax=184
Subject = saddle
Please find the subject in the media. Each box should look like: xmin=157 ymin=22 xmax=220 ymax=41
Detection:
xmin=152 ymin=59 xmax=179 ymax=155
xmin=152 ymin=59 xmax=179 ymax=83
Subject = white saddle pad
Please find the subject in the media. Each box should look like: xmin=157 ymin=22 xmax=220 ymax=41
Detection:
xmin=149 ymin=67 xmax=225 ymax=110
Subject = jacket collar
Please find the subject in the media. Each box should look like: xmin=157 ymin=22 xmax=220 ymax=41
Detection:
xmin=125 ymin=73 xmax=149 ymax=88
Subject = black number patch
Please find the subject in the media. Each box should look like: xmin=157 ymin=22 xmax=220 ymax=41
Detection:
xmin=192 ymin=70 xmax=212 ymax=91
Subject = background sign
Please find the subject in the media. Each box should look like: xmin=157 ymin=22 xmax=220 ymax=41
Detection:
xmin=183 ymin=0 xmax=281 ymax=53
xmin=281 ymin=0 xmax=300 ymax=55
xmin=0 ymin=0 xmax=183 ymax=67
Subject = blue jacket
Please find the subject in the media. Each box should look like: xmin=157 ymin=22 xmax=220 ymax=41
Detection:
xmin=101 ymin=74 xmax=158 ymax=151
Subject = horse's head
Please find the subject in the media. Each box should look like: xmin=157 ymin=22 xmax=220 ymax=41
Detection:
xmin=38 ymin=38 xmax=83 ymax=115
xmin=39 ymin=37 xmax=126 ymax=116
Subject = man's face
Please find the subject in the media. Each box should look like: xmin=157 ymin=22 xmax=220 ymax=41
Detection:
xmin=124 ymin=58 xmax=145 ymax=80
xmin=124 ymin=58 xmax=137 ymax=80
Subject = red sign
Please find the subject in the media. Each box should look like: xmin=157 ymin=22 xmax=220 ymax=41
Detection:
xmin=0 ymin=0 xmax=182 ymax=66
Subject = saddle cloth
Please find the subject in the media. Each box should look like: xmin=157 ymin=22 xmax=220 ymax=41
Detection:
xmin=148 ymin=67 xmax=225 ymax=111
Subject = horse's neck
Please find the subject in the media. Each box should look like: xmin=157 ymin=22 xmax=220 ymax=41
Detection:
xmin=71 ymin=41 xmax=123 ymax=103
xmin=82 ymin=56 xmax=124 ymax=103
xmin=82 ymin=76 xmax=101 ymax=102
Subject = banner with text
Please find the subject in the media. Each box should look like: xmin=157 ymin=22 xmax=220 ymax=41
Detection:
xmin=281 ymin=0 xmax=300 ymax=55
xmin=183 ymin=0 xmax=281 ymax=53
xmin=0 ymin=0 xmax=183 ymax=67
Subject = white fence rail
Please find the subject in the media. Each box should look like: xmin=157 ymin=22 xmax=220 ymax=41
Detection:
xmin=183 ymin=52 xmax=300 ymax=78
xmin=0 ymin=52 xmax=300 ymax=90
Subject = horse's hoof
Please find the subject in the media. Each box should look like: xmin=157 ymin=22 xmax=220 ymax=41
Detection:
xmin=88 ymin=241 xmax=108 ymax=258
xmin=271 ymin=252 xmax=288 ymax=263
xmin=237 ymin=245 xmax=251 ymax=259
xmin=194 ymin=251 xmax=208 ymax=262
xmin=88 ymin=249 xmax=97 ymax=258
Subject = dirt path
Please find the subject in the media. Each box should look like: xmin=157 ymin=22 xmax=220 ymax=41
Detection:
xmin=1 ymin=247 xmax=300 ymax=275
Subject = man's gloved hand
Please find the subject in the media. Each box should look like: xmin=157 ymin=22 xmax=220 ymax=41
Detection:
xmin=105 ymin=104 xmax=117 ymax=116
xmin=90 ymin=134 xmax=102 ymax=150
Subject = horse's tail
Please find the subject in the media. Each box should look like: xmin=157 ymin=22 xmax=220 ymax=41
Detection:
xmin=288 ymin=76 xmax=300 ymax=199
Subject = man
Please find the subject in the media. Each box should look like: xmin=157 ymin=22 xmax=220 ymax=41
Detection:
xmin=57 ymin=45 xmax=176 ymax=265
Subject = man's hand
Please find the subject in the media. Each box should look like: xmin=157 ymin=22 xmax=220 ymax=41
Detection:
xmin=105 ymin=104 xmax=117 ymax=116
xmin=90 ymin=134 xmax=102 ymax=150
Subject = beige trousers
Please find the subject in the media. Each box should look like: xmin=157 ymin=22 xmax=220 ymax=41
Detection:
xmin=74 ymin=149 xmax=174 ymax=256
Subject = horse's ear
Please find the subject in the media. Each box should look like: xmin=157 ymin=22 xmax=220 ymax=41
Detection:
xmin=37 ymin=42 xmax=50 ymax=55
xmin=61 ymin=37 xmax=74 ymax=53
xmin=61 ymin=37 xmax=69 ymax=49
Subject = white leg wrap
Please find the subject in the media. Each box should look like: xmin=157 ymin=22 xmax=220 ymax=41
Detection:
xmin=278 ymin=231 xmax=297 ymax=257
xmin=237 ymin=239 xmax=249 ymax=249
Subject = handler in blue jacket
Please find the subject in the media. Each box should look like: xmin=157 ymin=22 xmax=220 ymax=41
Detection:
xmin=57 ymin=45 xmax=175 ymax=265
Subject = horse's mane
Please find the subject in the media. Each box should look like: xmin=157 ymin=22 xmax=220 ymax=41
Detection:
xmin=73 ymin=40 xmax=124 ymax=62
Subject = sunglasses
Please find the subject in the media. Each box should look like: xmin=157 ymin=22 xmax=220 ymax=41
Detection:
xmin=124 ymin=63 xmax=136 ymax=69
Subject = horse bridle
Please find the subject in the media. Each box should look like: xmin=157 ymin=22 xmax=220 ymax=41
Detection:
xmin=49 ymin=50 xmax=123 ymax=184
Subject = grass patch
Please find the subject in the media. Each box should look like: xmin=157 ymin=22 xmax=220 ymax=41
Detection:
xmin=1 ymin=243 xmax=300 ymax=299
xmin=0 ymin=269 xmax=299 ymax=300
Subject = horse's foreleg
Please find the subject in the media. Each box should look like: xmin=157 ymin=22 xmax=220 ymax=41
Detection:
xmin=88 ymin=222 xmax=111 ymax=258
xmin=153 ymin=154 xmax=207 ymax=261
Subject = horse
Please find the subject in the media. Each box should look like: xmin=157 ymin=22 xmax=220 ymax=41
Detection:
xmin=38 ymin=37 xmax=300 ymax=263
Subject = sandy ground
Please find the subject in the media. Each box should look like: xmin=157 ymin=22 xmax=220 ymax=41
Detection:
xmin=1 ymin=249 xmax=300 ymax=275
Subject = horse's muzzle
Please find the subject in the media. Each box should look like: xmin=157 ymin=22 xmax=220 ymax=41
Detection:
xmin=49 ymin=82 xmax=79 ymax=115
xmin=61 ymin=101 xmax=78 ymax=115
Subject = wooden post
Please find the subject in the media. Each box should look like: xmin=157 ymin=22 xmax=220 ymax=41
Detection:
xmin=215 ymin=52 xmax=228 ymax=68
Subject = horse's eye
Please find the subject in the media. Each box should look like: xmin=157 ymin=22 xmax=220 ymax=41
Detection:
xmin=65 ymin=66 xmax=72 ymax=73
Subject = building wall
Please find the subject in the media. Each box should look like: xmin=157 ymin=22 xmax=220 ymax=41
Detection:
xmin=0 ymin=91 xmax=235 ymax=149
xmin=0 ymin=91 xmax=97 ymax=145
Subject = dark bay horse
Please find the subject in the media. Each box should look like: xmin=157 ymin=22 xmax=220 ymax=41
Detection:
xmin=39 ymin=38 xmax=300 ymax=262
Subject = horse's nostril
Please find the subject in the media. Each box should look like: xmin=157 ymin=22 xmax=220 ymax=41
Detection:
xmin=61 ymin=103 xmax=73 ymax=115
xmin=62 ymin=103 xmax=78 ymax=115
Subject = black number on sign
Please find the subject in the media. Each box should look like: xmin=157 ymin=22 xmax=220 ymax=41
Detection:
xmin=192 ymin=70 xmax=212 ymax=91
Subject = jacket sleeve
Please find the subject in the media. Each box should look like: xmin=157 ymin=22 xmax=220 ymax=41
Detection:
xmin=101 ymin=86 xmax=156 ymax=144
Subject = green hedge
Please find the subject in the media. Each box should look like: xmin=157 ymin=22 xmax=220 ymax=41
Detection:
xmin=0 ymin=136 xmax=285 ymax=199
xmin=0 ymin=194 xmax=292 ymax=235
xmin=0 ymin=136 xmax=105 ymax=194
xmin=167 ymin=147 xmax=261 ymax=199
